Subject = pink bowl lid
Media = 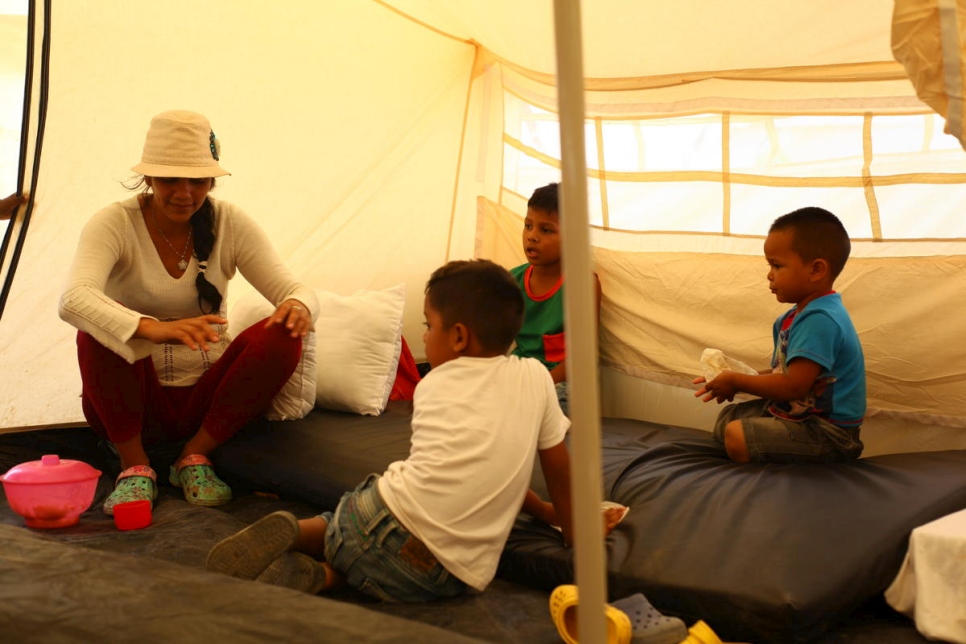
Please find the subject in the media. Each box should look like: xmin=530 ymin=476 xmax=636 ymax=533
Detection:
xmin=0 ymin=454 xmax=101 ymax=484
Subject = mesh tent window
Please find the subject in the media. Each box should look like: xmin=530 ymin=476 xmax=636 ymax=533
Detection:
xmin=503 ymin=96 xmax=966 ymax=244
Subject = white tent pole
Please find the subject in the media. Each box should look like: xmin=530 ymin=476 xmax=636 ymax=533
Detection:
xmin=553 ymin=1 xmax=608 ymax=643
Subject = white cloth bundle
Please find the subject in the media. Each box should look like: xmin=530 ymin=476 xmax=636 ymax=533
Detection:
xmin=699 ymin=348 xmax=758 ymax=382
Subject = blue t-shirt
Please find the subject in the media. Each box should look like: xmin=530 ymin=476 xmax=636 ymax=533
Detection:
xmin=767 ymin=292 xmax=866 ymax=428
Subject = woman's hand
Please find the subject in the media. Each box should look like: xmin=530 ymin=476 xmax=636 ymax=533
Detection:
xmin=265 ymin=298 xmax=312 ymax=338
xmin=136 ymin=315 xmax=227 ymax=351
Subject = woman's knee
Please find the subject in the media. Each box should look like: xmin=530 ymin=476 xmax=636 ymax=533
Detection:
xmin=77 ymin=331 xmax=153 ymax=380
xmin=239 ymin=317 xmax=302 ymax=349
xmin=249 ymin=320 xmax=303 ymax=370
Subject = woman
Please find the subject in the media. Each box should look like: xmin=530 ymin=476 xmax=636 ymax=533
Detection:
xmin=59 ymin=110 xmax=319 ymax=514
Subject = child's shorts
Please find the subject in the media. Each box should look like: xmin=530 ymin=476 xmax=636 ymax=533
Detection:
xmin=714 ymin=398 xmax=864 ymax=463
xmin=555 ymin=381 xmax=570 ymax=416
xmin=319 ymin=473 xmax=467 ymax=603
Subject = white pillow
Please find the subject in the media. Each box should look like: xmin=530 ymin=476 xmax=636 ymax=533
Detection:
xmin=314 ymin=284 xmax=405 ymax=416
xmin=227 ymin=292 xmax=317 ymax=421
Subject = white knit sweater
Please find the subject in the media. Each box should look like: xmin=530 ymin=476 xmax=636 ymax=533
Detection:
xmin=59 ymin=196 xmax=319 ymax=386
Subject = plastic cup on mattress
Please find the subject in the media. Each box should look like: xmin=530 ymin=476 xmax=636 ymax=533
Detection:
xmin=113 ymin=500 xmax=152 ymax=530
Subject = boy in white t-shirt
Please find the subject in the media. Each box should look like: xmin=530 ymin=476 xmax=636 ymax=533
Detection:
xmin=207 ymin=259 xmax=578 ymax=600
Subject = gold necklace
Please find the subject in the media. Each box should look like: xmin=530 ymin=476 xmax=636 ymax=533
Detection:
xmin=151 ymin=206 xmax=192 ymax=271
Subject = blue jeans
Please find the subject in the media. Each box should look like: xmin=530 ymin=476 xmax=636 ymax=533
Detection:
xmin=715 ymin=398 xmax=864 ymax=463
xmin=555 ymin=381 xmax=570 ymax=416
xmin=320 ymin=474 xmax=466 ymax=603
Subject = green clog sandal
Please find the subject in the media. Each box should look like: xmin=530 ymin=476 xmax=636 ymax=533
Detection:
xmin=169 ymin=454 xmax=232 ymax=507
xmin=103 ymin=465 xmax=157 ymax=516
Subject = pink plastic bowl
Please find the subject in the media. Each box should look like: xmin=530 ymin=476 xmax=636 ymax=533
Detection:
xmin=0 ymin=454 xmax=102 ymax=528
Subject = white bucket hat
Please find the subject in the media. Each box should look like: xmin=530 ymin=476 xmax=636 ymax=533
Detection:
xmin=132 ymin=110 xmax=230 ymax=178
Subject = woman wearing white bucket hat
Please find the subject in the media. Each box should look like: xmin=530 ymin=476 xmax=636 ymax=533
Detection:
xmin=59 ymin=110 xmax=319 ymax=514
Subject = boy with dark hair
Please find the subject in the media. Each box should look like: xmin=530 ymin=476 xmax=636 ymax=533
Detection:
xmin=512 ymin=182 xmax=601 ymax=414
xmin=207 ymin=259 xmax=579 ymax=600
xmin=694 ymin=207 xmax=866 ymax=463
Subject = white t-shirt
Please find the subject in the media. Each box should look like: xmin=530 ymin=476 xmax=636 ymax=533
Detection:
xmin=58 ymin=196 xmax=318 ymax=386
xmin=378 ymin=355 xmax=569 ymax=591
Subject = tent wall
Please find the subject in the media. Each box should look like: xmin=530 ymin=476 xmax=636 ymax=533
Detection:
xmin=2 ymin=1 xmax=965 ymax=455
xmin=454 ymin=0 xmax=966 ymax=451
xmin=0 ymin=0 xmax=479 ymax=429
xmin=0 ymin=13 xmax=25 ymax=187
xmin=478 ymin=197 xmax=966 ymax=455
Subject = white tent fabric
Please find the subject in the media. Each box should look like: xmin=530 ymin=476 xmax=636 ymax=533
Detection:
xmin=2 ymin=1 xmax=966 ymax=456
xmin=893 ymin=0 xmax=966 ymax=148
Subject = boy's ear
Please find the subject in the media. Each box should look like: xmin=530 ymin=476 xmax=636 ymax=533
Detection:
xmin=451 ymin=322 xmax=470 ymax=353
xmin=810 ymin=257 xmax=830 ymax=281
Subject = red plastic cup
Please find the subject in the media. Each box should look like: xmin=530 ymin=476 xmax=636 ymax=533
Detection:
xmin=113 ymin=500 xmax=152 ymax=530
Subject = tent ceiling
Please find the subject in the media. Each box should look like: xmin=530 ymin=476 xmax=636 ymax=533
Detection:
xmin=384 ymin=0 xmax=898 ymax=77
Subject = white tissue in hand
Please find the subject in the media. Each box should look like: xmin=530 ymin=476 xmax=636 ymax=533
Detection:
xmin=700 ymin=348 xmax=758 ymax=382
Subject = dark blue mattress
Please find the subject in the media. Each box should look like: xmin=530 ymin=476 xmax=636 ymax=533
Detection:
xmin=214 ymin=402 xmax=966 ymax=643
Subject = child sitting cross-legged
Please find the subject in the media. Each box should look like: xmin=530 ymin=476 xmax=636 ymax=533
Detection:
xmin=693 ymin=207 xmax=866 ymax=464
xmin=207 ymin=259 xmax=595 ymax=601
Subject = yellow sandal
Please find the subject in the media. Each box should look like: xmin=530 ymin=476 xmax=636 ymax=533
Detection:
xmin=680 ymin=620 xmax=749 ymax=644
xmin=549 ymin=584 xmax=633 ymax=644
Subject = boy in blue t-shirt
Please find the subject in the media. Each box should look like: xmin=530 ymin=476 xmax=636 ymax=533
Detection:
xmin=693 ymin=207 xmax=866 ymax=463
xmin=511 ymin=182 xmax=601 ymax=414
